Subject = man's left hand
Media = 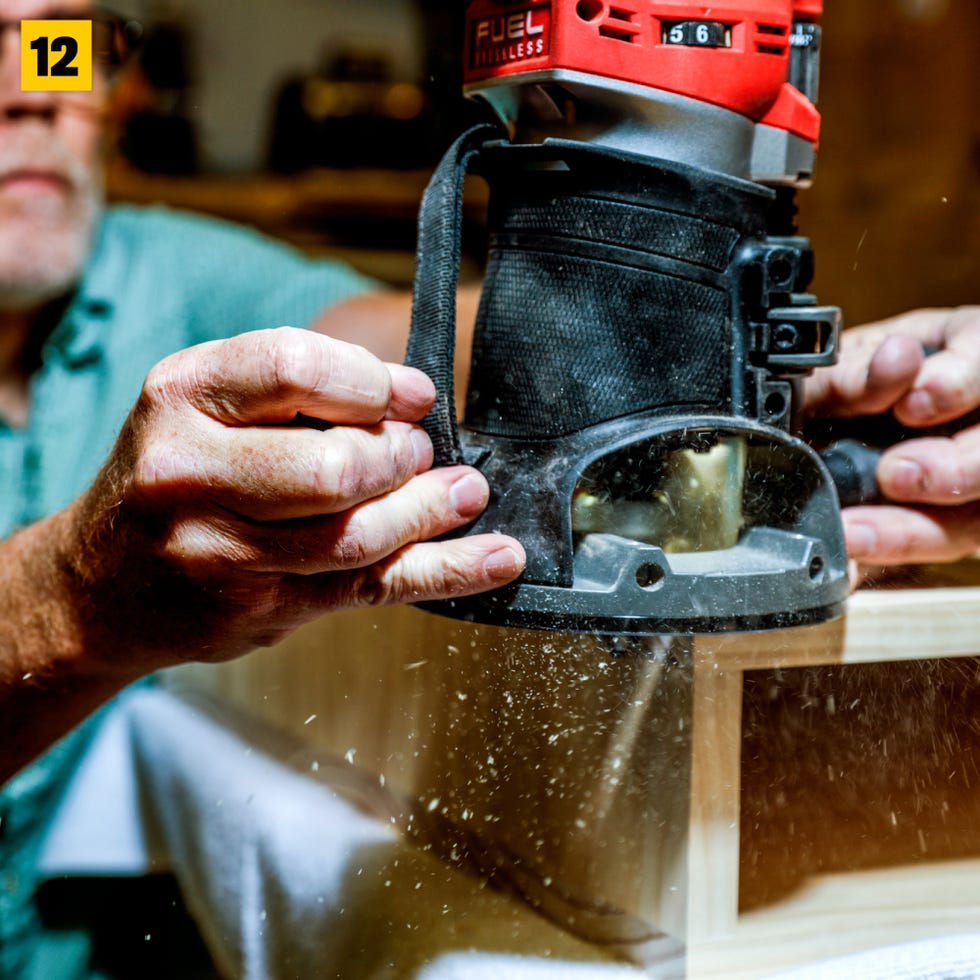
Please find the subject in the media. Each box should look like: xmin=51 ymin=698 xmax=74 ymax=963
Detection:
xmin=806 ymin=306 xmax=980 ymax=566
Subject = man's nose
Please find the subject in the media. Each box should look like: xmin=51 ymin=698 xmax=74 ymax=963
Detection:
xmin=2 ymin=93 xmax=59 ymax=123
xmin=0 ymin=28 xmax=59 ymax=123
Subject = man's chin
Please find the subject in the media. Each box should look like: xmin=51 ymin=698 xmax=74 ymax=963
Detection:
xmin=0 ymin=206 xmax=99 ymax=313
xmin=0 ymin=249 xmax=87 ymax=312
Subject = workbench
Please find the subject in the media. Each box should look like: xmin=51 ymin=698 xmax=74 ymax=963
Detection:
xmin=169 ymin=562 xmax=980 ymax=977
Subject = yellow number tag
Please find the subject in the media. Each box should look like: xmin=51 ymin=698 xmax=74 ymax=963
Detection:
xmin=20 ymin=20 xmax=93 ymax=92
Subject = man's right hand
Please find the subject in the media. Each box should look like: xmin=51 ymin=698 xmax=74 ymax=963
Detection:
xmin=65 ymin=326 xmax=525 ymax=674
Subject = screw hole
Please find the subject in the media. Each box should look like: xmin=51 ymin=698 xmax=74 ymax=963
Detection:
xmin=773 ymin=323 xmax=798 ymax=351
xmin=765 ymin=392 xmax=787 ymax=417
xmin=636 ymin=563 xmax=665 ymax=590
xmin=768 ymin=256 xmax=795 ymax=287
xmin=576 ymin=0 xmax=604 ymax=21
xmin=809 ymin=556 xmax=824 ymax=580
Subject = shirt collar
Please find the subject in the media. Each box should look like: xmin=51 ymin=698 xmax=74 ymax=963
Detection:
xmin=43 ymin=211 xmax=120 ymax=369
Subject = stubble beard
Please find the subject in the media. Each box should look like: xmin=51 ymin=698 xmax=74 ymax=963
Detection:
xmin=0 ymin=127 xmax=103 ymax=312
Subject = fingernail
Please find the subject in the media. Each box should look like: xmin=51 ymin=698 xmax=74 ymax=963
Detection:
xmin=483 ymin=547 xmax=524 ymax=580
xmin=411 ymin=428 xmax=432 ymax=468
xmin=879 ymin=457 xmax=925 ymax=495
xmin=845 ymin=522 xmax=877 ymax=560
xmin=449 ymin=473 xmax=488 ymax=518
xmin=903 ymin=388 xmax=936 ymax=421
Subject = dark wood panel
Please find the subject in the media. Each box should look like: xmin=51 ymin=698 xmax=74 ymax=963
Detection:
xmin=801 ymin=0 xmax=980 ymax=325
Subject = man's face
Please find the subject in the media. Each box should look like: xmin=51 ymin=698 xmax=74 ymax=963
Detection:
xmin=0 ymin=0 xmax=103 ymax=311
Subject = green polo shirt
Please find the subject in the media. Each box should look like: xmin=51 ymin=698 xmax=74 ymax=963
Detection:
xmin=0 ymin=205 xmax=376 ymax=979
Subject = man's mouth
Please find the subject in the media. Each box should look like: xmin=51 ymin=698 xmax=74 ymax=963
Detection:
xmin=0 ymin=169 xmax=73 ymax=196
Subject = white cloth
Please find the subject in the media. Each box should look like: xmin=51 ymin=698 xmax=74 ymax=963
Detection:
xmin=770 ymin=933 xmax=980 ymax=980
xmin=39 ymin=687 xmax=980 ymax=979
xmin=43 ymin=686 xmax=647 ymax=979
xmin=38 ymin=696 xmax=165 ymax=875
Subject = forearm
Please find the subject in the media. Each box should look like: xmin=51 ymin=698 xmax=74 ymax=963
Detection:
xmin=0 ymin=505 xmax=141 ymax=783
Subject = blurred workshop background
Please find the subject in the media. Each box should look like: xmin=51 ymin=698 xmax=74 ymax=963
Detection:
xmin=104 ymin=0 xmax=980 ymax=324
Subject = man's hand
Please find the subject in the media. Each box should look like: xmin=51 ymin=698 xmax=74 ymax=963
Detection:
xmin=67 ymin=327 xmax=525 ymax=671
xmin=0 ymin=327 xmax=525 ymax=781
xmin=806 ymin=306 xmax=980 ymax=567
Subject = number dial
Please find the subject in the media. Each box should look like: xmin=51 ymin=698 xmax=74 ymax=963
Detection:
xmin=663 ymin=20 xmax=729 ymax=48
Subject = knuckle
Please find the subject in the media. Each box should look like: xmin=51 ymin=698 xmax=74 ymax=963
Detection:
xmin=359 ymin=546 xmax=462 ymax=607
xmin=141 ymin=357 xmax=181 ymax=410
xmin=949 ymin=306 xmax=980 ymax=333
xmin=311 ymin=442 xmax=361 ymax=505
xmin=385 ymin=479 xmax=454 ymax=548
xmin=140 ymin=347 xmax=217 ymax=418
xmin=407 ymin=547 xmax=471 ymax=599
xmin=330 ymin=541 xmax=483 ymax=611
xmin=945 ymin=458 xmax=969 ymax=499
xmin=131 ymin=441 xmax=181 ymax=496
xmin=262 ymin=327 xmax=323 ymax=400
xmin=345 ymin=565 xmax=393 ymax=608
xmin=310 ymin=443 xmax=344 ymax=499
xmin=921 ymin=447 xmax=979 ymax=504
xmin=311 ymin=426 xmax=415 ymax=505
xmin=160 ymin=519 xmax=243 ymax=571
xmin=884 ymin=507 xmax=980 ymax=564
xmin=886 ymin=524 xmax=921 ymax=563
xmin=428 ymin=554 xmax=474 ymax=597
xmin=156 ymin=522 xmax=209 ymax=572
xmin=387 ymin=423 xmax=418 ymax=475
xmin=943 ymin=362 xmax=976 ymax=402
xmin=331 ymin=523 xmax=375 ymax=569
xmin=417 ymin=489 xmax=452 ymax=537
xmin=142 ymin=354 xmax=173 ymax=393
xmin=247 ymin=576 xmax=289 ymax=619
